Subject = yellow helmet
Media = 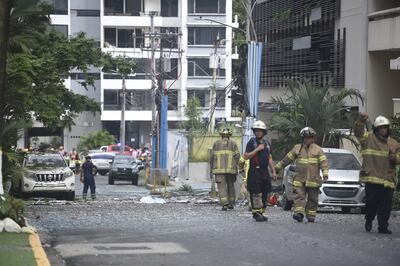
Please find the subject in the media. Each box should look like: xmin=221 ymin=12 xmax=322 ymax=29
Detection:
xmin=219 ymin=128 xmax=232 ymax=136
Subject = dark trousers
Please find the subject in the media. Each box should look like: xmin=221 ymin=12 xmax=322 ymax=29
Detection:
xmin=83 ymin=175 xmax=96 ymax=196
xmin=365 ymin=183 xmax=394 ymax=229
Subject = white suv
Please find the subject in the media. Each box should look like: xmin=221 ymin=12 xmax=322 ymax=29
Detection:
xmin=12 ymin=153 xmax=75 ymax=201
xmin=281 ymin=148 xmax=365 ymax=213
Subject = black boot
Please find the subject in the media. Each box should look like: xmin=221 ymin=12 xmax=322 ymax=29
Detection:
xmin=365 ymin=220 xmax=372 ymax=232
xmin=222 ymin=205 xmax=228 ymax=211
xmin=228 ymin=204 xmax=234 ymax=210
xmin=293 ymin=213 xmax=304 ymax=222
xmin=253 ymin=212 xmax=267 ymax=222
xmin=378 ymin=228 xmax=392 ymax=234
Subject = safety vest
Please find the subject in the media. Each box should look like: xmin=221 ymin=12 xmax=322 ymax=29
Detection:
xmin=354 ymin=119 xmax=400 ymax=189
xmin=210 ymin=138 xmax=240 ymax=175
xmin=276 ymin=143 xmax=328 ymax=188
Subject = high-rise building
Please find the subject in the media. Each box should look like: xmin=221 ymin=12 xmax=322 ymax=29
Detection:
xmin=20 ymin=0 xmax=238 ymax=151
xmin=253 ymin=0 xmax=400 ymax=121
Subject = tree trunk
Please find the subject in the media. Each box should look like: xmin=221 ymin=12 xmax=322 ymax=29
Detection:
xmin=0 ymin=0 xmax=11 ymax=195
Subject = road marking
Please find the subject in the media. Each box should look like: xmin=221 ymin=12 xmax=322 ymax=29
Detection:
xmin=55 ymin=242 xmax=189 ymax=258
xmin=29 ymin=233 xmax=51 ymax=266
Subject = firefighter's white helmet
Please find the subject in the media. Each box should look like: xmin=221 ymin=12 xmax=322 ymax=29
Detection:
xmin=300 ymin=127 xmax=317 ymax=137
xmin=251 ymin=120 xmax=267 ymax=131
xmin=373 ymin=116 xmax=390 ymax=128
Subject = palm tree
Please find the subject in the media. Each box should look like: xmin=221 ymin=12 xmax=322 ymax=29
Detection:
xmin=270 ymin=80 xmax=363 ymax=159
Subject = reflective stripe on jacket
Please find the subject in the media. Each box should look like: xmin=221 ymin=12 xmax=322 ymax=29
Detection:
xmin=211 ymin=139 xmax=240 ymax=175
xmin=276 ymin=143 xmax=328 ymax=188
xmin=354 ymin=119 xmax=400 ymax=189
xmin=238 ymin=156 xmax=250 ymax=182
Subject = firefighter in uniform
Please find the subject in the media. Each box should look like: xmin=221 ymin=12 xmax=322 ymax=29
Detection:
xmin=275 ymin=127 xmax=328 ymax=222
xmin=354 ymin=113 xmax=400 ymax=234
xmin=243 ymin=120 xmax=277 ymax=222
xmin=210 ymin=128 xmax=240 ymax=211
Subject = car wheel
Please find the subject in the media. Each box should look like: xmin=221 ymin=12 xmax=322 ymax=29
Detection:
xmin=132 ymin=175 xmax=138 ymax=186
xmin=65 ymin=192 xmax=75 ymax=201
xmin=108 ymin=175 xmax=114 ymax=185
xmin=98 ymin=170 xmax=107 ymax=176
xmin=341 ymin=206 xmax=351 ymax=214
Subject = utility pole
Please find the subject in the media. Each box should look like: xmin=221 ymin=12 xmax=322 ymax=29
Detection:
xmin=120 ymin=75 xmax=127 ymax=153
xmin=149 ymin=12 xmax=158 ymax=168
xmin=208 ymin=35 xmax=220 ymax=134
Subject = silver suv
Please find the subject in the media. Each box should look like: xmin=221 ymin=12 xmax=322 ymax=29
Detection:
xmin=281 ymin=148 xmax=365 ymax=213
xmin=12 ymin=153 xmax=75 ymax=200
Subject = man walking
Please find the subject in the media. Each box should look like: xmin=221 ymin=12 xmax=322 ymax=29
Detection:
xmin=354 ymin=113 xmax=400 ymax=234
xmin=210 ymin=128 xmax=240 ymax=211
xmin=80 ymin=155 xmax=96 ymax=200
xmin=275 ymin=127 xmax=328 ymax=223
xmin=243 ymin=120 xmax=277 ymax=222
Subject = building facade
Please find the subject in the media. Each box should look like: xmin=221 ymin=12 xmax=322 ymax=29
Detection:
xmin=254 ymin=0 xmax=400 ymax=122
xmin=21 ymin=0 xmax=238 ymax=151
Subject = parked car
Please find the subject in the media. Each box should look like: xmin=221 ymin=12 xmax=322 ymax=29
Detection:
xmin=100 ymin=144 xmax=134 ymax=156
xmin=88 ymin=152 xmax=115 ymax=175
xmin=108 ymin=155 xmax=144 ymax=185
xmin=12 ymin=153 xmax=75 ymax=201
xmin=281 ymin=148 xmax=365 ymax=213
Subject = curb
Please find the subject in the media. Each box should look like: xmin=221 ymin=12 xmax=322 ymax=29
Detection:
xmin=29 ymin=233 xmax=51 ymax=266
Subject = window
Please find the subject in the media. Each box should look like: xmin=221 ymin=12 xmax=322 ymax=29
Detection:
xmin=161 ymin=0 xmax=178 ymax=17
xmin=104 ymin=58 xmax=150 ymax=80
xmin=216 ymin=90 xmax=225 ymax=108
xmin=160 ymin=27 xmax=179 ymax=49
xmin=188 ymin=58 xmax=225 ymax=77
xmin=48 ymin=25 xmax=68 ymax=37
xmin=45 ymin=0 xmax=68 ymax=15
xmin=188 ymin=0 xmax=225 ymax=14
xmin=167 ymin=90 xmax=178 ymax=110
xmin=70 ymin=73 xmax=101 ymax=80
xmin=73 ymin=9 xmax=100 ymax=17
xmin=188 ymin=90 xmax=209 ymax=107
xmin=103 ymin=90 xmax=152 ymax=111
xmin=104 ymin=0 xmax=143 ymax=16
xmin=188 ymin=27 xmax=225 ymax=45
xmin=103 ymin=28 xmax=144 ymax=48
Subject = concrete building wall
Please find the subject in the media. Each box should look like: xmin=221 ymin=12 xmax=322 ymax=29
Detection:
xmin=367 ymin=51 xmax=400 ymax=119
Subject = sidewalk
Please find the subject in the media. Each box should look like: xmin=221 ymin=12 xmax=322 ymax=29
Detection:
xmin=0 ymin=232 xmax=50 ymax=266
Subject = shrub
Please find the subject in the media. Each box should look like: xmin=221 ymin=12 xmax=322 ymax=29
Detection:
xmin=0 ymin=195 xmax=26 ymax=226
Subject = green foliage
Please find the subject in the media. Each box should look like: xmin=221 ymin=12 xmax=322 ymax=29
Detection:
xmin=0 ymin=195 xmax=26 ymax=226
xmin=78 ymin=131 xmax=116 ymax=152
xmin=103 ymin=55 xmax=137 ymax=77
xmin=393 ymin=191 xmax=400 ymax=210
xmin=270 ymin=80 xmax=363 ymax=159
xmin=50 ymin=136 xmax=62 ymax=149
xmin=391 ymin=113 xmax=400 ymax=142
xmin=181 ymin=97 xmax=206 ymax=133
xmin=178 ymin=184 xmax=193 ymax=193
xmin=272 ymin=9 xmax=292 ymax=22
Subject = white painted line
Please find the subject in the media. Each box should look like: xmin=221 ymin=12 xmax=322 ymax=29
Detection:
xmin=55 ymin=242 xmax=189 ymax=258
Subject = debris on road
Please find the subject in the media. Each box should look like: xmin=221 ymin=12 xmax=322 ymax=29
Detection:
xmin=140 ymin=196 xmax=166 ymax=204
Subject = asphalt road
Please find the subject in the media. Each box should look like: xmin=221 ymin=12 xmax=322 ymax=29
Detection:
xmin=25 ymin=175 xmax=400 ymax=266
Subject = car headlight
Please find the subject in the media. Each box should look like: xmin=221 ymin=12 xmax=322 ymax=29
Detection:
xmin=28 ymin=173 xmax=36 ymax=179
xmin=64 ymin=171 xmax=74 ymax=178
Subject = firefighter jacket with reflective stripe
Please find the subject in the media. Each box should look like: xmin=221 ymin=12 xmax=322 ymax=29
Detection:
xmin=275 ymin=143 xmax=328 ymax=188
xmin=354 ymin=118 xmax=400 ymax=189
xmin=211 ymin=138 xmax=240 ymax=175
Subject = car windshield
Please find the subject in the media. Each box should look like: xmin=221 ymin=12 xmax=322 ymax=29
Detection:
xmin=90 ymin=154 xmax=114 ymax=160
xmin=25 ymin=154 xmax=66 ymax=168
xmin=114 ymin=157 xmax=135 ymax=165
xmin=326 ymin=153 xmax=361 ymax=170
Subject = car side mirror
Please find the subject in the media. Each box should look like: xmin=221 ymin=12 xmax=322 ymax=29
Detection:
xmin=69 ymin=166 xmax=75 ymax=170
xmin=139 ymin=166 xmax=144 ymax=170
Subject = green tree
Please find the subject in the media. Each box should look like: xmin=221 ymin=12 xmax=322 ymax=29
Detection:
xmin=181 ymin=97 xmax=206 ymax=133
xmin=391 ymin=113 xmax=400 ymax=142
xmin=78 ymin=131 xmax=116 ymax=152
xmin=270 ymin=80 xmax=363 ymax=159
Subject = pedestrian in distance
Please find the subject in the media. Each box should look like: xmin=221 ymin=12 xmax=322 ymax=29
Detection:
xmin=243 ymin=120 xmax=277 ymax=222
xmin=275 ymin=127 xmax=328 ymax=223
xmin=354 ymin=113 xmax=400 ymax=234
xmin=210 ymin=128 xmax=240 ymax=211
xmin=80 ymin=155 xmax=96 ymax=200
